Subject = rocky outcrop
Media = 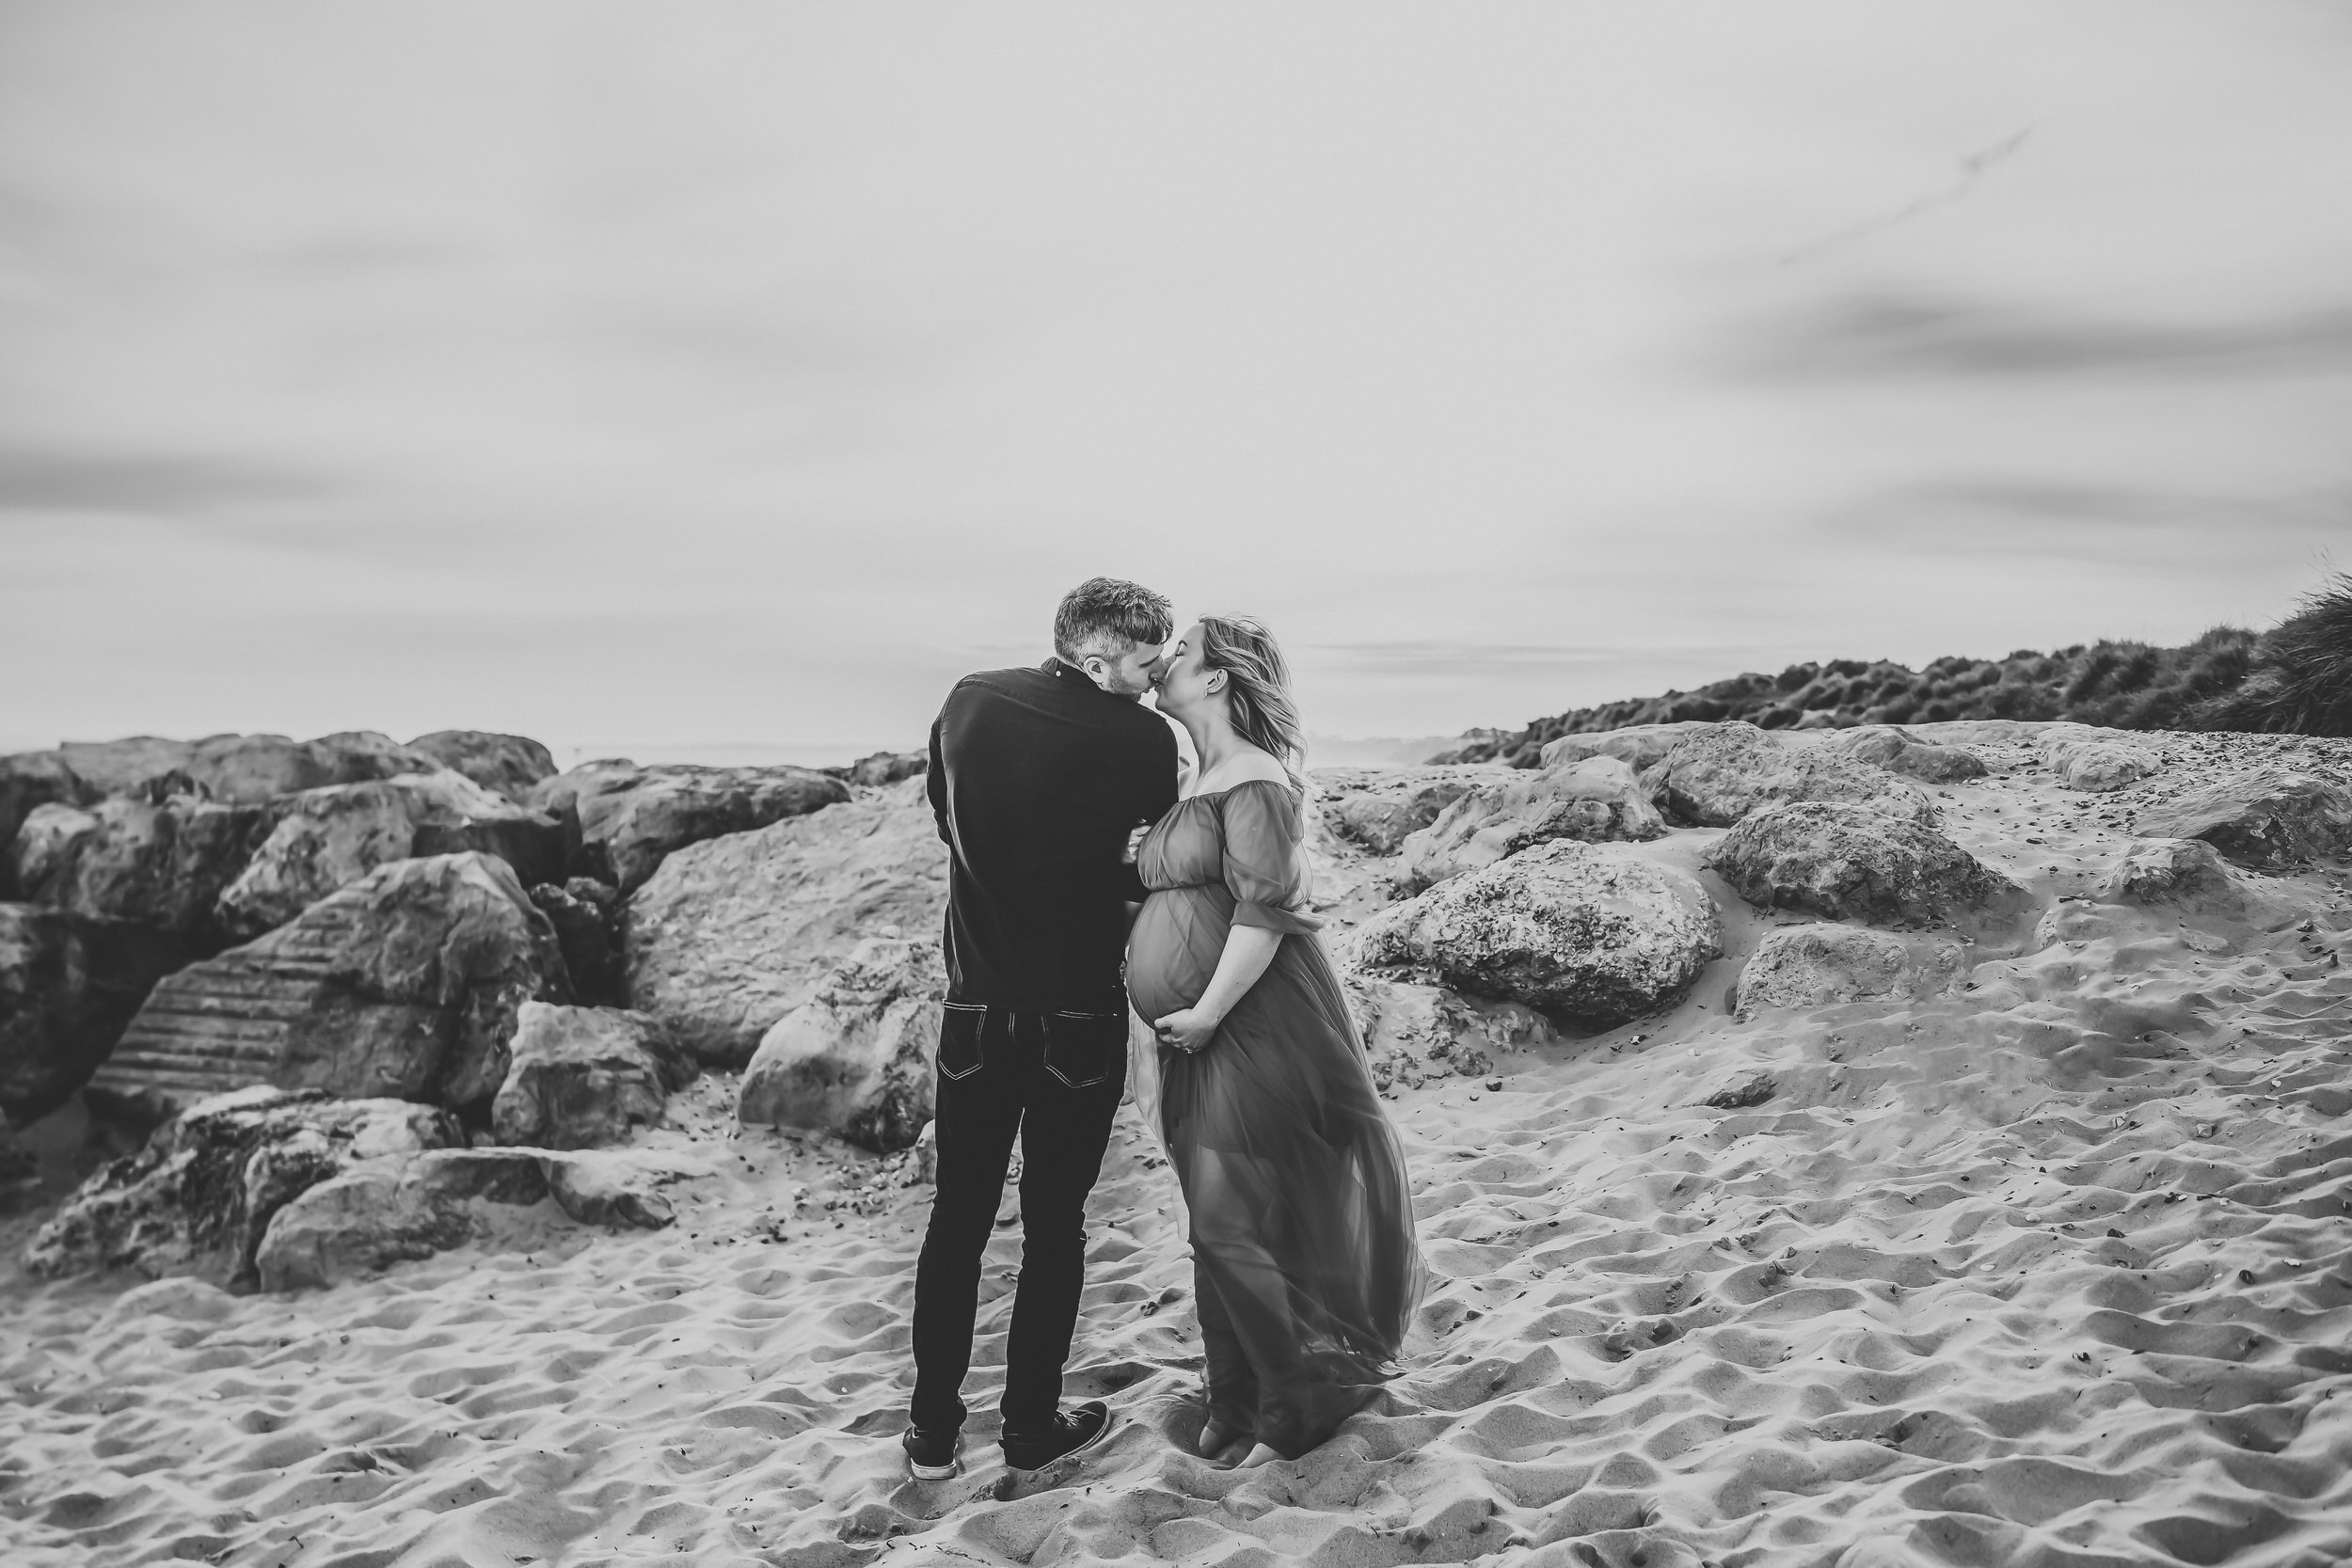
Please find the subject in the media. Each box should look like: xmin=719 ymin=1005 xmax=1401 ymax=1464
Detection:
xmin=1644 ymin=722 xmax=1937 ymax=829
xmin=847 ymin=750 xmax=928 ymax=788
xmin=2135 ymin=769 xmax=2352 ymax=870
xmin=53 ymin=737 xmax=199 ymax=796
xmin=542 ymin=1148 xmax=700 ymax=1228
xmin=529 ymin=879 xmax=623 ymax=1006
xmin=0 ymin=905 xmax=182 ymax=1124
xmin=215 ymin=772 xmax=564 ymax=939
xmin=533 ymin=762 xmax=852 ymax=892
xmin=1343 ymin=972 xmax=1559 ymax=1089
xmin=738 ymin=937 xmax=943 ymax=1151
xmin=1399 ymin=755 xmax=1664 ymax=889
xmin=405 ymin=731 xmax=559 ymax=805
xmin=625 ymin=782 xmax=946 ymax=1067
xmin=1705 ymin=801 xmax=2029 ymax=928
xmin=493 ymin=1003 xmax=691 ymax=1149
xmin=1816 ymin=726 xmax=1989 ymax=784
xmin=1351 ymin=840 xmax=1721 ymax=1022
xmin=2097 ymin=837 xmax=2297 ymax=927
xmin=1313 ymin=768 xmax=1488 ymax=855
xmin=87 ymin=852 xmax=569 ymax=1127
xmin=10 ymin=786 xmax=277 ymax=954
xmin=1537 ymin=722 xmax=1709 ymax=773
xmin=253 ymin=1148 xmax=548 ymax=1291
xmin=0 ymin=752 xmax=95 ymax=898
xmin=21 ymin=1085 xmax=464 ymax=1285
xmin=2037 ymin=727 xmax=2159 ymax=793
xmin=1734 ymin=924 xmax=1964 ymax=1017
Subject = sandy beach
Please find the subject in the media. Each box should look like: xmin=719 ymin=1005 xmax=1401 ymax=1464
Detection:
xmin=7 ymin=727 xmax=2352 ymax=1568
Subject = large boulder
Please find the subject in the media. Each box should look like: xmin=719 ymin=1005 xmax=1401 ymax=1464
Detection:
xmin=847 ymin=750 xmax=928 ymax=788
xmin=179 ymin=731 xmax=444 ymax=805
xmin=253 ymin=1147 xmax=548 ymax=1291
xmin=1734 ymin=923 xmax=1963 ymax=1018
xmin=2097 ymin=837 xmax=2298 ymax=927
xmin=87 ymin=852 xmax=570 ymax=1128
xmin=0 ymin=752 xmax=95 ymax=898
xmin=21 ymin=1085 xmax=464 ymax=1285
xmin=0 ymin=905 xmax=182 ymax=1124
xmin=1815 ymin=725 xmax=1989 ymax=784
xmin=626 ymin=782 xmax=947 ymax=1067
xmin=1705 ymin=801 xmax=2029 ymax=928
xmin=1399 ymin=754 xmax=1664 ymax=889
xmin=533 ymin=762 xmax=852 ymax=892
xmin=738 ymin=937 xmax=943 ymax=1151
xmin=493 ymin=1002 xmax=691 ymax=1149
xmin=1343 ymin=972 xmax=1559 ymax=1089
xmin=542 ymin=1148 xmax=703 ymax=1228
xmin=1644 ymin=721 xmax=1937 ymax=829
xmin=1537 ymin=722 xmax=1710 ymax=773
xmin=53 ymin=737 xmax=198 ymax=796
xmin=9 ymin=784 xmax=276 ymax=955
xmin=2037 ymin=727 xmax=2159 ymax=793
xmin=528 ymin=878 xmax=623 ymax=1006
xmin=1312 ymin=767 xmax=1489 ymax=855
xmin=2134 ymin=769 xmax=2352 ymax=870
xmin=215 ymin=771 xmax=564 ymax=939
xmin=1351 ymin=840 xmax=1722 ymax=1022
xmin=405 ymin=730 xmax=559 ymax=805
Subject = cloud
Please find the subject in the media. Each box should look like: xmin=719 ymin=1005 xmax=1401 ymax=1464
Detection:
xmin=0 ymin=445 xmax=327 ymax=514
xmin=1733 ymin=291 xmax=2352 ymax=381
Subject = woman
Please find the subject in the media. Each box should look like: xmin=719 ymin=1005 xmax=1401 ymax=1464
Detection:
xmin=1129 ymin=615 xmax=1426 ymax=1467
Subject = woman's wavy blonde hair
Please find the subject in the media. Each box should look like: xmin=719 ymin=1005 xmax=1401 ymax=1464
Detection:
xmin=1200 ymin=614 xmax=1307 ymax=791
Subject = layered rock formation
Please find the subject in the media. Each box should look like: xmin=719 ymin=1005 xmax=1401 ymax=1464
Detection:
xmin=0 ymin=906 xmax=181 ymax=1124
xmin=1643 ymin=722 xmax=1937 ymax=829
xmin=532 ymin=762 xmax=852 ymax=892
xmin=1398 ymin=754 xmax=1664 ymax=890
xmin=738 ymin=937 xmax=943 ymax=1151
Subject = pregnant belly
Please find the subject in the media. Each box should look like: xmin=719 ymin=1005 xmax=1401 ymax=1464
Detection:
xmin=1126 ymin=888 xmax=1226 ymax=1022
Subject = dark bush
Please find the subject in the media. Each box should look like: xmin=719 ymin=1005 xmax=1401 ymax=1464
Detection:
xmin=2246 ymin=572 xmax=2352 ymax=736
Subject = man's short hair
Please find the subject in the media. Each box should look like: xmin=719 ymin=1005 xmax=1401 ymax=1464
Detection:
xmin=1054 ymin=577 xmax=1174 ymax=664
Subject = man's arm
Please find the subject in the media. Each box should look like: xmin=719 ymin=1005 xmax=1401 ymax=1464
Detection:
xmin=927 ymin=704 xmax=952 ymax=848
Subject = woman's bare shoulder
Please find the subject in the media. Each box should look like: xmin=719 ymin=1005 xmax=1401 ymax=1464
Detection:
xmin=1199 ymin=749 xmax=1294 ymax=796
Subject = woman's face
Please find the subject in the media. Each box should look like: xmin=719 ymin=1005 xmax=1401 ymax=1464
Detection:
xmin=1153 ymin=622 xmax=1222 ymax=718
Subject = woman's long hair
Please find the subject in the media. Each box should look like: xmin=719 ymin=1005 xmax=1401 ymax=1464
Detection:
xmin=1200 ymin=614 xmax=1307 ymax=791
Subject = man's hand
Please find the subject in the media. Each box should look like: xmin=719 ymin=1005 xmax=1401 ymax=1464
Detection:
xmin=1152 ymin=1007 xmax=1220 ymax=1054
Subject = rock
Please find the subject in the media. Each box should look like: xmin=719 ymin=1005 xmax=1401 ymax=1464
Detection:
xmin=1350 ymin=840 xmax=1722 ymax=1022
xmin=626 ymin=781 xmax=946 ymax=1067
xmin=405 ymin=730 xmax=559 ymax=805
xmin=2037 ymin=727 xmax=2159 ymax=793
xmin=0 ymin=753 xmax=96 ymax=898
xmin=1644 ymin=721 xmax=1937 ymax=829
xmin=911 ymin=1120 xmax=938 ymax=1185
xmin=54 ymin=737 xmax=198 ymax=796
xmin=1815 ymin=725 xmax=1989 ymax=784
xmin=529 ymin=878 xmax=623 ymax=1006
xmin=2135 ymin=769 xmax=2352 ymax=870
xmin=493 ymin=1002 xmax=691 ymax=1149
xmin=180 ymin=731 xmax=445 ymax=805
xmin=1734 ymin=923 xmax=1963 ymax=1017
xmin=87 ymin=852 xmax=570 ymax=1127
xmin=2097 ymin=837 xmax=2298 ymax=926
xmin=1343 ymin=972 xmax=1559 ymax=1090
xmin=215 ymin=771 xmax=564 ymax=940
xmin=1311 ymin=767 xmax=1489 ymax=855
xmin=738 ymin=937 xmax=944 ymax=1151
xmin=535 ymin=762 xmax=853 ymax=892
xmin=848 ymin=750 xmax=928 ymax=788
xmin=1705 ymin=801 xmax=2029 ymax=928
xmin=9 ymin=786 xmax=277 ymax=954
xmin=0 ymin=905 xmax=183 ymax=1124
xmin=541 ymin=1148 xmax=700 ymax=1228
xmin=1399 ymin=755 xmax=1665 ymax=889
xmin=252 ymin=1147 xmax=548 ymax=1291
xmin=1537 ymin=722 xmax=1711 ymax=773
xmin=21 ymin=1085 xmax=463 ymax=1285
xmin=1704 ymin=1073 xmax=1777 ymax=1110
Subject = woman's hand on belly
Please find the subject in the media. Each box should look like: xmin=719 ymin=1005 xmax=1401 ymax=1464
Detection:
xmin=1152 ymin=1006 xmax=1219 ymax=1053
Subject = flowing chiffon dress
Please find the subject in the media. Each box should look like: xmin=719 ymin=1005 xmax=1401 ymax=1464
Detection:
xmin=1128 ymin=779 xmax=1426 ymax=1459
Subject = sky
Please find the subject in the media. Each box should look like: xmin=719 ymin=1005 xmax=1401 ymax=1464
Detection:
xmin=3 ymin=2 xmax=2349 ymax=762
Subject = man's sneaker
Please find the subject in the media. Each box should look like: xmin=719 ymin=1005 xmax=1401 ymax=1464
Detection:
xmin=902 ymin=1423 xmax=961 ymax=1481
xmin=1000 ymin=1402 xmax=1114 ymax=1472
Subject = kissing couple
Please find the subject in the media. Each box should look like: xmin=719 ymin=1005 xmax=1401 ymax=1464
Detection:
xmin=902 ymin=577 xmax=1427 ymax=1480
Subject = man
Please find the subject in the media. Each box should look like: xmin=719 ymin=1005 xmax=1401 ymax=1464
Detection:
xmin=903 ymin=577 xmax=1182 ymax=1480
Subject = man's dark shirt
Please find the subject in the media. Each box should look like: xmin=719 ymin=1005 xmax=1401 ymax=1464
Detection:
xmin=928 ymin=659 xmax=1181 ymax=1014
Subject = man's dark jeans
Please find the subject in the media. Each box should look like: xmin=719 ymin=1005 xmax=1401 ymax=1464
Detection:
xmin=910 ymin=1005 xmax=1127 ymax=1438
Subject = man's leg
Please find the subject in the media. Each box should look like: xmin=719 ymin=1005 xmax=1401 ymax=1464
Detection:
xmin=999 ymin=1016 xmax=1126 ymax=1435
xmin=909 ymin=1012 xmax=1025 ymax=1434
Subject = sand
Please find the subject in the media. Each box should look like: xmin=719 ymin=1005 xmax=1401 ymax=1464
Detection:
xmin=6 ymin=729 xmax=2352 ymax=1567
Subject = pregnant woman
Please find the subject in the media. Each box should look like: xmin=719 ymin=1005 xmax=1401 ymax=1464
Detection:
xmin=1130 ymin=614 xmax=1426 ymax=1468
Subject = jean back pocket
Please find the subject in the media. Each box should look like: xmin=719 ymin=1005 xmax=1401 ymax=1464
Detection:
xmin=1043 ymin=1010 xmax=1126 ymax=1089
xmin=937 ymin=1002 xmax=987 ymax=1081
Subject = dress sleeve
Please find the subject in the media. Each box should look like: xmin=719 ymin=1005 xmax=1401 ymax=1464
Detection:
xmin=1220 ymin=780 xmax=1322 ymax=935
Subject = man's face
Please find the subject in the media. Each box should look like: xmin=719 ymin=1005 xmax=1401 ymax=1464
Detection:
xmin=1079 ymin=637 xmax=1169 ymax=699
